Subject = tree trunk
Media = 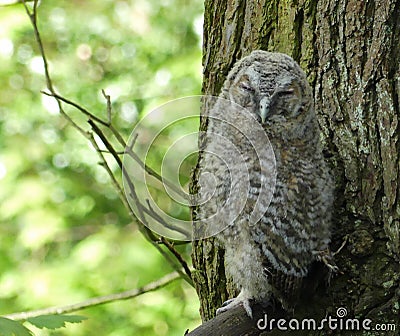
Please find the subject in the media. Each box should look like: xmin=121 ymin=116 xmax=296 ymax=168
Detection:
xmin=190 ymin=0 xmax=400 ymax=334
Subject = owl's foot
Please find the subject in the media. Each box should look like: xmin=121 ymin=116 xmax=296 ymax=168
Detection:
xmin=216 ymin=292 xmax=253 ymax=318
xmin=332 ymin=235 xmax=348 ymax=256
xmin=313 ymin=248 xmax=339 ymax=273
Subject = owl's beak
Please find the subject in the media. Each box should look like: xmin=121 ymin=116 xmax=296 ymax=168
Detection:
xmin=259 ymin=96 xmax=270 ymax=123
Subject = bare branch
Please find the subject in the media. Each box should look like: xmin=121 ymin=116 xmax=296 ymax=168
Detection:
xmin=99 ymin=150 xmax=125 ymax=155
xmin=102 ymin=90 xmax=112 ymax=125
xmin=186 ymin=303 xmax=287 ymax=336
xmin=42 ymin=91 xmax=109 ymax=126
xmin=89 ymin=119 xmax=123 ymax=168
xmin=89 ymin=133 xmax=131 ymax=213
xmin=90 ymin=133 xmax=193 ymax=284
xmin=51 ymin=89 xmax=188 ymax=203
xmin=22 ymin=0 xmax=194 ymax=288
xmin=96 ymin=149 xmax=193 ymax=284
xmin=144 ymin=199 xmax=191 ymax=239
xmin=130 ymin=133 xmax=139 ymax=148
xmin=159 ymin=237 xmax=192 ymax=279
xmin=22 ymin=0 xmax=89 ymax=139
xmin=3 ymin=272 xmax=181 ymax=321
xmin=125 ymin=146 xmax=188 ymax=201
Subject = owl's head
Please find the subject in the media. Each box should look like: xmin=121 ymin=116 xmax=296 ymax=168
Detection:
xmin=222 ymin=50 xmax=316 ymax=142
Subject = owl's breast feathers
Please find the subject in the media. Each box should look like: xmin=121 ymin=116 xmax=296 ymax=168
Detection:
xmin=271 ymin=143 xmax=331 ymax=300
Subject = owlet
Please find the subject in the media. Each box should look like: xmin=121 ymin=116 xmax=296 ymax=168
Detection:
xmin=197 ymin=50 xmax=334 ymax=318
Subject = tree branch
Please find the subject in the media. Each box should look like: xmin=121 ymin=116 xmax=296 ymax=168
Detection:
xmin=3 ymin=272 xmax=181 ymax=321
xmin=186 ymin=302 xmax=286 ymax=336
xmin=42 ymin=91 xmax=109 ymax=127
xmin=159 ymin=237 xmax=192 ymax=278
xmin=22 ymin=0 xmax=89 ymax=140
xmin=22 ymin=0 xmax=193 ymax=286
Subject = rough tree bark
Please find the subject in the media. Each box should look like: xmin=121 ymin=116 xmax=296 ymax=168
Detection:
xmin=189 ymin=0 xmax=400 ymax=335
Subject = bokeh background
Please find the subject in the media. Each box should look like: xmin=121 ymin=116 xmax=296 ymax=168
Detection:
xmin=0 ymin=0 xmax=203 ymax=335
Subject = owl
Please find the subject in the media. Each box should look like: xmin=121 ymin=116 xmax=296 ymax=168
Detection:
xmin=197 ymin=50 xmax=334 ymax=318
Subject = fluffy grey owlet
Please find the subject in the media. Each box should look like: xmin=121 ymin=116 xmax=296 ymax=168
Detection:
xmin=197 ymin=50 xmax=334 ymax=318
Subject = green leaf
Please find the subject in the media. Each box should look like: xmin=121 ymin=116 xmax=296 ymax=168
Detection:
xmin=26 ymin=315 xmax=87 ymax=330
xmin=0 ymin=317 xmax=33 ymax=336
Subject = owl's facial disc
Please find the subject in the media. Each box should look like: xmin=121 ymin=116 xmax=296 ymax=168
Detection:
xmin=258 ymin=76 xmax=302 ymax=123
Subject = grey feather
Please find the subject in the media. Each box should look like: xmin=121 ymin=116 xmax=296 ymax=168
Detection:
xmin=197 ymin=50 xmax=334 ymax=317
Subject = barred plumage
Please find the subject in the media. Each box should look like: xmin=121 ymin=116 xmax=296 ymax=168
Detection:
xmin=197 ymin=50 xmax=334 ymax=317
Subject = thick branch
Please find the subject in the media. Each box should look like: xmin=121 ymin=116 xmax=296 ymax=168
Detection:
xmin=186 ymin=303 xmax=286 ymax=336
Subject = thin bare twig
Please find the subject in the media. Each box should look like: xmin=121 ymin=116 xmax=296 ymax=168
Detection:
xmin=94 ymin=132 xmax=193 ymax=284
xmin=4 ymin=272 xmax=181 ymax=321
xmin=130 ymin=133 xmax=139 ymax=148
xmin=122 ymin=167 xmax=193 ymax=283
xmin=42 ymin=91 xmax=109 ymax=126
xmin=102 ymin=90 xmax=112 ymax=125
xmin=160 ymin=237 xmax=192 ymax=278
xmin=88 ymin=119 xmax=123 ymax=168
xmin=144 ymin=199 xmax=191 ymax=239
xmin=99 ymin=150 xmax=125 ymax=155
xmin=22 ymin=0 xmax=89 ymax=139
xmin=22 ymin=0 xmax=193 ymax=287
xmin=124 ymin=146 xmax=188 ymax=201
xmin=91 ymin=132 xmax=192 ymax=284
xmin=44 ymin=90 xmax=188 ymax=204
xmin=89 ymin=133 xmax=131 ymax=213
xmin=43 ymin=90 xmax=127 ymax=151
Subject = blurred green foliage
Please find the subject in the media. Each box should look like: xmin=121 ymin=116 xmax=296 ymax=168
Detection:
xmin=0 ymin=0 xmax=203 ymax=335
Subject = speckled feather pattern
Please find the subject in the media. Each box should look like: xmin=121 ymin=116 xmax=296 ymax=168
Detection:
xmin=198 ymin=50 xmax=334 ymax=315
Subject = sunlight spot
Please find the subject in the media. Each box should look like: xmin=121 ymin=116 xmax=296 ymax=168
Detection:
xmin=193 ymin=15 xmax=203 ymax=49
xmin=120 ymin=42 xmax=136 ymax=59
xmin=0 ymin=273 xmax=19 ymax=297
xmin=193 ymin=15 xmax=203 ymax=37
xmin=41 ymin=93 xmax=59 ymax=115
xmin=121 ymin=101 xmax=138 ymax=123
xmin=31 ymin=275 xmax=49 ymax=297
xmin=0 ymin=161 xmax=7 ymax=180
xmin=102 ymin=84 xmax=122 ymax=100
xmin=8 ymin=74 xmax=24 ymax=89
xmin=0 ymin=38 xmax=13 ymax=58
xmin=51 ymin=187 xmax=66 ymax=203
xmin=40 ymin=127 xmax=58 ymax=144
xmin=29 ymin=56 xmax=45 ymax=75
xmin=53 ymin=153 xmax=69 ymax=168
xmin=49 ymin=7 xmax=66 ymax=31
xmin=17 ymin=44 xmax=32 ymax=64
xmin=89 ymin=16 xmax=109 ymax=35
xmin=155 ymin=69 xmax=171 ymax=87
xmin=73 ymin=238 xmax=108 ymax=269
xmin=95 ymin=47 xmax=109 ymax=62
xmin=76 ymin=43 xmax=92 ymax=61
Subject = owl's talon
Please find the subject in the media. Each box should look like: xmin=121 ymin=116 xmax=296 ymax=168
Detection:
xmin=242 ymin=299 xmax=253 ymax=318
xmin=332 ymin=235 xmax=348 ymax=256
xmin=216 ymin=297 xmax=253 ymax=319
xmin=313 ymin=248 xmax=338 ymax=273
xmin=220 ymin=298 xmax=235 ymax=308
